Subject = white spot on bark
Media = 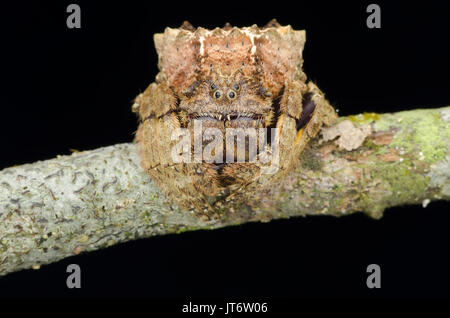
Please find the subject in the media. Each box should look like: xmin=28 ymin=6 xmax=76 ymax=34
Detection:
xmin=322 ymin=120 xmax=372 ymax=151
xmin=440 ymin=108 xmax=450 ymax=122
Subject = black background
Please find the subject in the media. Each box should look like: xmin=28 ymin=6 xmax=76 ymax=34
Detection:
xmin=1 ymin=0 xmax=450 ymax=306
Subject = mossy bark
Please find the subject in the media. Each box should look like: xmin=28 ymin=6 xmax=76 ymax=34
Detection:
xmin=0 ymin=107 xmax=449 ymax=276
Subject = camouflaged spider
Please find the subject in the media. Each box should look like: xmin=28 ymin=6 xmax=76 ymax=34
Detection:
xmin=133 ymin=20 xmax=337 ymax=215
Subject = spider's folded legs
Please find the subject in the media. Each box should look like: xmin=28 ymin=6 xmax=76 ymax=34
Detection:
xmin=304 ymin=81 xmax=338 ymax=138
xmin=270 ymin=80 xmax=338 ymax=178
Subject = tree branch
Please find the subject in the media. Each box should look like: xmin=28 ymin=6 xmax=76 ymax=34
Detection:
xmin=0 ymin=107 xmax=449 ymax=276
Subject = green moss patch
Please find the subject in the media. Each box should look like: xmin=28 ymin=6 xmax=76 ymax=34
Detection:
xmin=374 ymin=109 xmax=448 ymax=163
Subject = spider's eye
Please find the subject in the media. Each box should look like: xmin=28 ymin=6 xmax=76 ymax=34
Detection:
xmin=233 ymin=83 xmax=240 ymax=91
xmin=214 ymin=90 xmax=222 ymax=99
xmin=210 ymin=83 xmax=217 ymax=91
xmin=228 ymin=90 xmax=237 ymax=100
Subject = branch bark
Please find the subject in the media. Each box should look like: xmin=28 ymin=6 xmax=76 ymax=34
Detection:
xmin=0 ymin=107 xmax=449 ymax=276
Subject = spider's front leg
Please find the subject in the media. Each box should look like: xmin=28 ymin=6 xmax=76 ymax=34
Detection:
xmin=275 ymin=80 xmax=338 ymax=174
xmin=133 ymin=82 xmax=220 ymax=213
xmin=302 ymin=81 xmax=338 ymax=139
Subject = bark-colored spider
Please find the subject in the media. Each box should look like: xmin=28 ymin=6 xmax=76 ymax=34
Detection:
xmin=133 ymin=20 xmax=337 ymax=216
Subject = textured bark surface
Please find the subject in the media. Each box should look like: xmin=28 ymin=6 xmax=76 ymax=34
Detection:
xmin=0 ymin=107 xmax=449 ymax=277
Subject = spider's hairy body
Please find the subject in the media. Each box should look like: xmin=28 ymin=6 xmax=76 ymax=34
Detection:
xmin=133 ymin=20 xmax=337 ymax=216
